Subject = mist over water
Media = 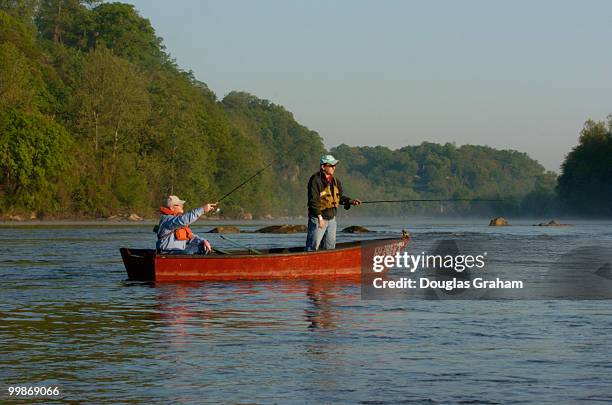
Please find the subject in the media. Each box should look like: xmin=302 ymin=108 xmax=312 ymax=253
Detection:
xmin=1 ymin=220 xmax=611 ymax=403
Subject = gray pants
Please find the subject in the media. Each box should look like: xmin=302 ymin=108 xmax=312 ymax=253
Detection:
xmin=305 ymin=216 xmax=337 ymax=251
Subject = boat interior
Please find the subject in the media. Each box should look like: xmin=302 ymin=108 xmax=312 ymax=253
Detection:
xmin=121 ymin=238 xmax=392 ymax=258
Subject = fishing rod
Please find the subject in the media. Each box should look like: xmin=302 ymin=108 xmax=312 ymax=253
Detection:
xmin=360 ymin=198 xmax=505 ymax=203
xmin=219 ymin=234 xmax=262 ymax=255
xmin=344 ymin=198 xmax=504 ymax=210
xmin=215 ymin=158 xmax=277 ymax=204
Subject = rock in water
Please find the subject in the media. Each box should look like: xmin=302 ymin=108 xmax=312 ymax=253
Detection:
xmin=342 ymin=225 xmax=371 ymax=233
xmin=208 ymin=226 xmax=241 ymax=233
xmin=535 ymin=219 xmax=571 ymax=227
xmin=489 ymin=217 xmax=508 ymax=226
xmin=257 ymin=225 xmax=307 ymax=234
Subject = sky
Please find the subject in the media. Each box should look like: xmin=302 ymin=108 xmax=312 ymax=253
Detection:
xmin=124 ymin=0 xmax=612 ymax=172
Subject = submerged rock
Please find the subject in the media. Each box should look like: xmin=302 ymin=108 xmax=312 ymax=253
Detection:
xmin=257 ymin=225 xmax=307 ymax=234
xmin=342 ymin=225 xmax=371 ymax=233
xmin=208 ymin=226 xmax=241 ymax=233
xmin=489 ymin=217 xmax=508 ymax=226
xmin=535 ymin=220 xmax=571 ymax=227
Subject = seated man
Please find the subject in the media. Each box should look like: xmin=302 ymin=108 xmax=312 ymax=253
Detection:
xmin=156 ymin=195 xmax=217 ymax=254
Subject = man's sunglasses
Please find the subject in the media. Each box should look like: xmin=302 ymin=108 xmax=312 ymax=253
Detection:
xmin=324 ymin=164 xmax=336 ymax=168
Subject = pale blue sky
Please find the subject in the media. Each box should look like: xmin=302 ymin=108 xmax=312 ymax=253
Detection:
xmin=124 ymin=0 xmax=612 ymax=171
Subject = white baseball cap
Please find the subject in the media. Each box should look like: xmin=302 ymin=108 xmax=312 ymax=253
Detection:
xmin=166 ymin=195 xmax=186 ymax=207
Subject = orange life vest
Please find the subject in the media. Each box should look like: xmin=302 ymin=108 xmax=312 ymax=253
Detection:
xmin=159 ymin=207 xmax=194 ymax=241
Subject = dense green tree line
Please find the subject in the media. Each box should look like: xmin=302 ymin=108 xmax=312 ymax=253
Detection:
xmin=331 ymin=143 xmax=558 ymax=216
xmin=0 ymin=1 xmax=605 ymax=218
xmin=557 ymin=118 xmax=612 ymax=216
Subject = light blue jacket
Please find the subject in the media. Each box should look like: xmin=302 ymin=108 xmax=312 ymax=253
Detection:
xmin=156 ymin=207 xmax=204 ymax=252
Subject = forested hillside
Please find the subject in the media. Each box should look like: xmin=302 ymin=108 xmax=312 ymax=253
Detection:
xmin=0 ymin=1 xmax=326 ymax=218
xmin=2 ymin=1 xmax=602 ymax=219
xmin=332 ymin=143 xmax=557 ymax=216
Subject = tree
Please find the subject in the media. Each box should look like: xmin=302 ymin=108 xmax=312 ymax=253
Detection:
xmin=0 ymin=108 xmax=72 ymax=212
xmin=35 ymin=0 xmax=98 ymax=49
xmin=0 ymin=0 xmax=39 ymax=26
xmin=0 ymin=9 xmax=39 ymax=59
xmin=71 ymin=46 xmax=150 ymax=214
xmin=90 ymin=2 xmax=168 ymax=68
xmin=0 ymin=42 xmax=42 ymax=111
xmin=141 ymin=67 xmax=227 ymax=208
xmin=74 ymin=46 xmax=149 ymax=161
xmin=557 ymin=118 xmax=612 ymax=216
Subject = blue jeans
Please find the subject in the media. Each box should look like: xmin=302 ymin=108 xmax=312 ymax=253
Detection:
xmin=305 ymin=216 xmax=337 ymax=251
xmin=162 ymin=238 xmax=209 ymax=255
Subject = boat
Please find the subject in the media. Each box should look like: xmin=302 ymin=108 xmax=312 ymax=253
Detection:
xmin=120 ymin=233 xmax=410 ymax=282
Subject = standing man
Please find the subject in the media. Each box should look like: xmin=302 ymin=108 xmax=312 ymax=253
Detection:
xmin=305 ymin=155 xmax=361 ymax=251
xmin=157 ymin=195 xmax=217 ymax=254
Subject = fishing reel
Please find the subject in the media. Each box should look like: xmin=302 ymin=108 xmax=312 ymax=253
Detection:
xmin=343 ymin=201 xmax=352 ymax=210
xmin=205 ymin=207 xmax=221 ymax=217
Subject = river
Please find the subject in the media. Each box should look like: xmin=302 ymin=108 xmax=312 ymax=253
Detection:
xmin=1 ymin=218 xmax=611 ymax=403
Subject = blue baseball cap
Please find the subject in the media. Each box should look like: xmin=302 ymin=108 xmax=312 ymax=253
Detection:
xmin=320 ymin=154 xmax=339 ymax=165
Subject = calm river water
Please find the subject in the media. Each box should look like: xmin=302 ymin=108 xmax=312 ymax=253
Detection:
xmin=1 ymin=218 xmax=611 ymax=404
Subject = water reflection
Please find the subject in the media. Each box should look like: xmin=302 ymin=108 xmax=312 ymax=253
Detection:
xmin=149 ymin=280 xmax=359 ymax=333
xmin=305 ymin=281 xmax=343 ymax=330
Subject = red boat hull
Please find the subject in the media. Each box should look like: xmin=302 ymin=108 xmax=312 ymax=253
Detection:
xmin=120 ymin=236 xmax=409 ymax=282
